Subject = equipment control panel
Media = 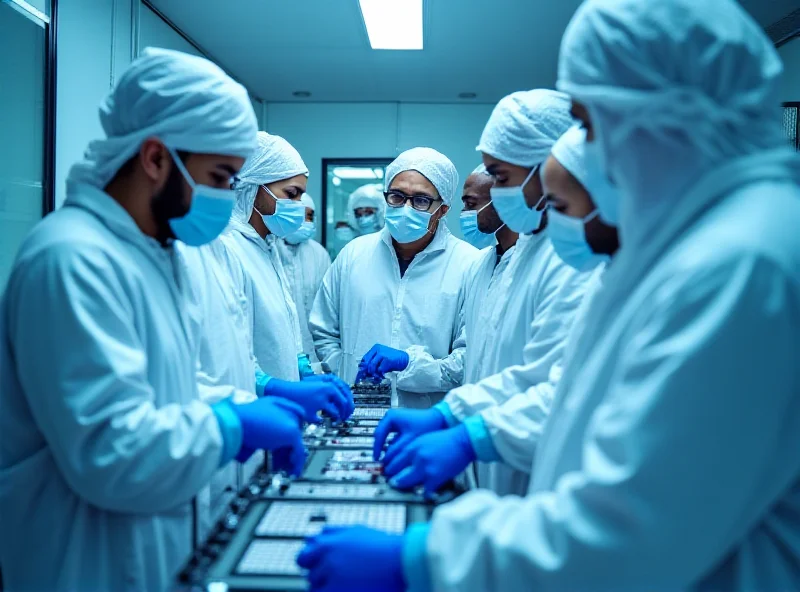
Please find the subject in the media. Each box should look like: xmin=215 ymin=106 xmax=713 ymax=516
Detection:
xmin=177 ymin=382 xmax=459 ymax=591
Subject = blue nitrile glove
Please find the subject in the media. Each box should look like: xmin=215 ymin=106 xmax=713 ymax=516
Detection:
xmin=385 ymin=424 xmax=476 ymax=497
xmin=271 ymin=446 xmax=304 ymax=474
xmin=303 ymin=374 xmax=356 ymax=418
xmin=357 ymin=344 xmax=410 ymax=382
xmin=228 ymin=397 xmax=307 ymax=475
xmin=264 ymin=375 xmax=353 ymax=423
xmin=297 ymin=526 xmax=406 ymax=592
xmin=373 ymin=408 xmax=448 ymax=462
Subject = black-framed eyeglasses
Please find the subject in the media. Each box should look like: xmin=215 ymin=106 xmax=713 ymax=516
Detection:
xmin=384 ymin=190 xmax=441 ymax=212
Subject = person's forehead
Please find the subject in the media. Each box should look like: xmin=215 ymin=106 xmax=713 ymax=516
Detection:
xmin=275 ymin=173 xmax=308 ymax=188
xmin=463 ymin=174 xmax=492 ymax=198
xmin=544 ymin=157 xmax=590 ymax=203
xmin=389 ymin=170 xmax=438 ymax=196
xmin=190 ymin=153 xmax=247 ymax=175
xmin=481 ymin=153 xmax=512 ymax=170
xmin=543 ymin=156 xmax=573 ymax=193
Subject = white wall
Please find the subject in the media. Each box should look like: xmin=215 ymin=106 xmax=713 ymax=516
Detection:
xmin=55 ymin=0 xmax=264 ymax=208
xmin=139 ymin=3 xmax=203 ymax=57
xmin=778 ymin=36 xmax=800 ymax=102
xmin=55 ymin=0 xmax=133 ymax=207
xmin=264 ymin=102 xmax=495 ymax=239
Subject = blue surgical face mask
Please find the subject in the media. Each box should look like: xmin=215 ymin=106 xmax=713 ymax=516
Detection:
xmin=356 ymin=213 xmax=378 ymax=234
xmin=385 ymin=204 xmax=438 ymax=244
xmin=258 ymin=185 xmax=306 ymax=237
xmin=284 ymin=221 xmax=315 ymax=245
xmin=336 ymin=226 xmax=357 ymax=242
xmin=459 ymin=201 xmax=497 ymax=249
xmin=583 ymin=140 xmax=619 ymax=226
xmin=546 ymin=207 xmax=609 ymax=271
xmin=489 ymin=166 xmax=546 ymax=234
xmin=167 ymin=147 xmax=235 ymax=246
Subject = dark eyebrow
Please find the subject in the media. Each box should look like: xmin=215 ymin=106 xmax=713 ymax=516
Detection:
xmin=217 ymin=164 xmax=238 ymax=176
xmin=485 ymin=164 xmax=499 ymax=176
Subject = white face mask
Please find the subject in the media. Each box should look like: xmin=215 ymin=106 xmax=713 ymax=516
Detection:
xmin=385 ymin=205 xmax=439 ymax=244
xmin=257 ymin=185 xmax=306 ymax=237
xmin=336 ymin=226 xmax=357 ymax=242
xmin=546 ymin=208 xmax=609 ymax=271
xmin=356 ymin=213 xmax=378 ymax=234
xmin=284 ymin=221 xmax=316 ymax=245
xmin=489 ymin=166 xmax=546 ymax=234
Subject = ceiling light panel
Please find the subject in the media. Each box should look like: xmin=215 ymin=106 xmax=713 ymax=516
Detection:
xmin=359 ymin=0 xmax=423 ymax=50
xmin=332 ymin=167 xmax=380 ymax=179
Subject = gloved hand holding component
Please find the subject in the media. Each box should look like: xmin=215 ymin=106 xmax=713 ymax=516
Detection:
xmin=355 ymin=344 xmax=410 ymax=382
xmin=263 ymin=374 xmax=354 ymax=423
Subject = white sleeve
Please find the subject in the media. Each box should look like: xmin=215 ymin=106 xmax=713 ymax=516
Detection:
xmin=312 ymin=241 xmax=332 ymax=284
xmin=445 ymin=265 xmax=588 ymax=421
xmin=309 ymin=256 xmax=344 ymax=374
xmin=396 ymin=306 xmax=467 ymax=393
xmin=196 ymin=366 xmax=255 ymax=405
xmin=6 ymin=247 xmax=224 ymax=515
xmin=190 ymin=244 xmax=257 ymax=404
xmin=478 ymin=360 xmax=561 ymax=472
xmin=423 ymin=256 xmax=800 ymax=591
xmin=195 ymin=364 xmax=235 ymax=404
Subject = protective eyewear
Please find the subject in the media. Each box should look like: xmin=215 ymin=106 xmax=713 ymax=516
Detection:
xmin=384 ymin=190 xmax=441 ymax=212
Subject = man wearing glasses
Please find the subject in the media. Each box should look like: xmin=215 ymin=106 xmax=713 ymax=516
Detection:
xmin=310 ymin=147 xmax=479 ymax=408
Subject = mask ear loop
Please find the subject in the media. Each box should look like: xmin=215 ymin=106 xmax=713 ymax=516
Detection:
xmin=426 ymin=201 xmax=445 ymax=237
xmin=165 ymin=146 xmax=196 ymax=190
xmin=529 ymin=164 xmax=551 ymax=235
xmin=522 ymin=164 xmax=547 ymax=214
xmin=520 ymin=163 xmax=539 ymax=192
xmin=583 ymin=209 xmax=601 ymax=223
xmin=252 ymin=185 xmax=269 ymax=218
xmin=262 ymin=184 xmax=281 ymax=202
xmin=254 ymin=184 xmax=283 ymax=217
xmin=476 ymin=200 xmax=505 ymax=236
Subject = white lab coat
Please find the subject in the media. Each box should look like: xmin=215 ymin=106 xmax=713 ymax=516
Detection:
xmin=181 ymin=241 xmax=264 ymax=542
xmin=220 ymin=221 xmax=303 ymax=381
xmin=448 ymin=232 xmax=592 ymax=495
xmin=276 ymin=238 xmax=332 ymax=364
xmin=476 ymin=264 xmax=606 ymax=475
xmin=0 ymin=184 xmax=224 ymax=591
xmin=310 ymin=224 xmax=479 ymax=407
xmin=419 ymin=153 xmax=800 ymax=591
xmin=461 ymin=244 xmax=516 ymax=385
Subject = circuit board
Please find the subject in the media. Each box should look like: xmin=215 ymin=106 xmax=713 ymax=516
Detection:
xmin=254 ymin=501 xmax=406 ymax=537
xmin=351 ymin=407 xmax=388 ymax=420
xmin=176 ymin=378 xmax=457 ymax=592
xmin=236 ymin=540 xmax=305 ymax=576
xmin=352 ymin=381 xmax=392 ymax=407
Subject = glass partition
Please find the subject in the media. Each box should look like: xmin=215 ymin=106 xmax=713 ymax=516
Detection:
xmin=0 ymin=0 xmax=51 ymax=291
xmin=322 ymin=158 xmax=393 ymax=260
